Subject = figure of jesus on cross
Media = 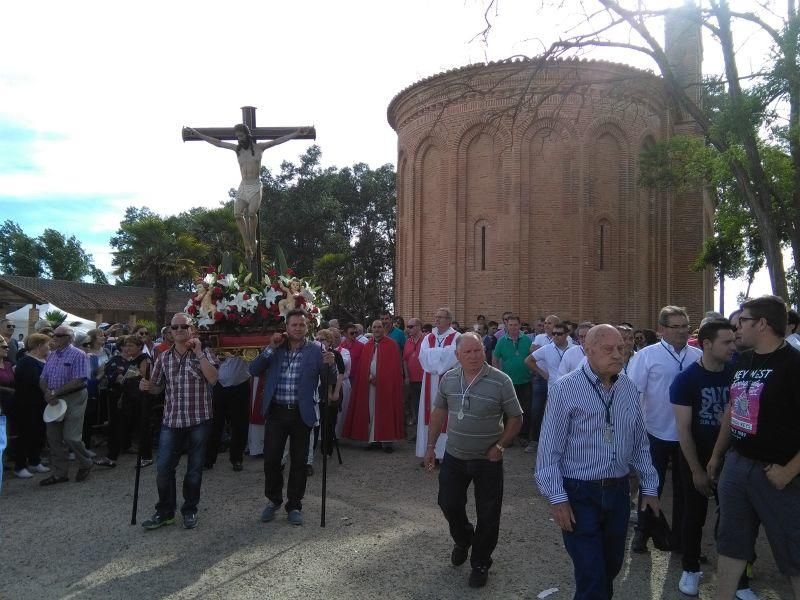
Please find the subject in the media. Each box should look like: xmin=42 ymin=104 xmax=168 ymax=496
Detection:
xmin=183 ymin=107 xmax=315 ymax=265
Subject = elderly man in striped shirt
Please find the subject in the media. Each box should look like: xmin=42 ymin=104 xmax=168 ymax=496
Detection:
xmin=535 ymin=324 xmax=660 ymax=600
xmin=139 ymin=312 xmax=219 ymax=530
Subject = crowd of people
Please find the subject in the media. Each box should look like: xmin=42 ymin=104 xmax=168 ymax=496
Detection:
xmin=0 ymin=296 xmax=799 ymax=599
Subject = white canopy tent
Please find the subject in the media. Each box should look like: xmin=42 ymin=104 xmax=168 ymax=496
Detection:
xmin=5 ymin=303 xmax=97 ymax=337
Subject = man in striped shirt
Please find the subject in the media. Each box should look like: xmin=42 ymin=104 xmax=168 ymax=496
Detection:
xmin=139 ymin=312 xmax=219 ymax=531
xmin=536 ymin=324 xmax=660 ymax=599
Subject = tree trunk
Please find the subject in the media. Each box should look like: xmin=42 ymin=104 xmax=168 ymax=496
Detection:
xmin=154 ymin=276 xmax=168 ymax=329
xmin=719 ymin=269 xmax=725 ymax=315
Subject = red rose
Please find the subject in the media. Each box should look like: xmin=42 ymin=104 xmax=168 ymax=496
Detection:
xmin=286 ymin=268 xmax=295 ymax=276
xmin=268 ymin=268 xmax=278 ymax=277
xmin=296 ymin=295 xmax=307 ymax=306
xmin=258 ymin=304 xmax=270 ymax=318
xmin=243 ymin=293 xmax=250 ymax=300
xmin=269 ymin=303 xmax=280 ymax=315
xmin=311 ymin=306 xmax=319 ymax=314
xmin=272 ymin=283 xmax=281 ymax=291
xmin=226 ymin=312 xmax=237 ymax=322
xmin=212 ymin=286 xmax=223 ymax=300
xmin=213 ymin=311 xmax=224 ymax=321
xmin=187 ymin=305 xmax=197 ymax=315
xmin=240 ymin=315 xmax=254 ymax=326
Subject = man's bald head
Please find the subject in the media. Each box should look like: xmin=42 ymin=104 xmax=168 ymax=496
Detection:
xmin=584 ymin=325 xmax=625 ymax=379
xmin=371 ymin=319 xmax=385 ymax=340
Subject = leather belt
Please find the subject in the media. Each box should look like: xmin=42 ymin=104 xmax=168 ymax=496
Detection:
xmin=586 ymin=477 xmax=628 ymax=487
xmin=272 ymin=403 xmax=297 ymax=411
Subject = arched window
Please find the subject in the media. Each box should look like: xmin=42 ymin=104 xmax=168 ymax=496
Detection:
xmin=597 ymin=218 xmax=612 ymax=271
xmin=474 ymin=219 xmax=489 ymax=271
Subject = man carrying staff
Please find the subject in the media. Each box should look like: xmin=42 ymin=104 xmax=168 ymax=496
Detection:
xmin=536 ymin=325 xmax=660 ymax=599
xmin=249 ymin=309 xmax=336 ymax=526
xmin=139 ymin=313 xmax=219 ymax=530
xmin=425 ymin=332 xmax=522 ymax=589
xmin=183 ymin=123 xmax=309 ymax=258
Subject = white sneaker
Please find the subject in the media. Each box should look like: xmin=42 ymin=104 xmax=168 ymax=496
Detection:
xmin=735 ymin=589 xmax=760 ymax=600
xmin=30 ymin=463 xmax=51 ymax=473
xmin=15 ymin=468 xmax=34 ymax=479
xmin=679 ymin=570 xmax=702 ymax=596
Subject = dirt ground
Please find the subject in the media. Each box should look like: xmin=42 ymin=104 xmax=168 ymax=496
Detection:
xmin=0 ymin=438 xmax=793 ymax=600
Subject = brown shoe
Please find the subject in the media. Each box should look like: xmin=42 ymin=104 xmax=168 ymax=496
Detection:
xmin=75 ymin=467 xmax=92 ymax=482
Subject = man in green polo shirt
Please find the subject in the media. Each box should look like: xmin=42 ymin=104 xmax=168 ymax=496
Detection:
xmin=492 ymin=315 xmax=532 ymax=444
xmin=425 ymin=332 xmax=522 ymax=589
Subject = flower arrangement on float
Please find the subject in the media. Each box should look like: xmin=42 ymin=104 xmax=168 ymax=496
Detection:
xmin=184 ymin=264 xmax=325 ymax=330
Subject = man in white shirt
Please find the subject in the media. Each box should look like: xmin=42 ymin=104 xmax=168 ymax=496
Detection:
xmin=557 ymin=322 xmax=594 ymax=378
xmin=787 ymin=309 xmax=800 ymax=350
xmin=527 ymin=322 xmax=572 ymax=390
xmin=627 ymin=305 xmax=702 ymax=553
xmin=532 ymin=315 xmax=560 ymax=350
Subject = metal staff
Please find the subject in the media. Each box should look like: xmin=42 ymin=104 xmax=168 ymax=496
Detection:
xmin=131 ymin=429 xmax=143 ymax=525
xmin=320 ymin=359 xmax=330 ymax=528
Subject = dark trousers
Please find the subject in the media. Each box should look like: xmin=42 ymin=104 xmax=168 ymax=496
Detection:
xmin=437 ymin=452 xmax=504 ymax=569
xmin=409 ymin=381 xmax=421 ymax=424
xmin=513 ymin=383 xmax=531 ymax=441
xmin=205 ymin=381 xmax=250 ymax=466
xmin=107 ymin=391 xmax=135 ymax=461
xmin=263 ymin=404 xmax=311 ymax=512
xmin=563 ymin=478 xmax=630 ymax=600
xmin=155 ymin=420 xmax=211 ymax=517
xmin=530 ymin=376 xmax=548 ymax=442
xmin=81 ymin=393 xmax=98 ymax=448
xmin=636 ymin=435 xmax=683 ymax=546
xmin=12 ymin=398 xmax=46 ymax=470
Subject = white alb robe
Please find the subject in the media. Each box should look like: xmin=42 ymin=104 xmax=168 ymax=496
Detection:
xmin=415 ymin=327 xmax=461 ymax=458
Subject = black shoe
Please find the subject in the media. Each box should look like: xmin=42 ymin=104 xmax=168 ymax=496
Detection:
xmin=632 ymin=530 xmax=649 ymax=553
xmin=204 ymin=463 xmax=214 ymax=470
xmin=383 ymin=444 xmax=394 ymax=454
xmin=142 ymin=513 xmax=175 ymax=530
xmin=365 ymin=442 xmax=380 ymax=451
xmin=182 ymin=513 xmax=198 ymax=529
xmin=451 ymin=544 xmax=469 ymax=566
xmin=232 ymin=462 xmax=243 ymax=472
xmin=306 ymin=465 xmax=314 ymax=476
xmin=468 ymin=566 xmax=489 ymax=588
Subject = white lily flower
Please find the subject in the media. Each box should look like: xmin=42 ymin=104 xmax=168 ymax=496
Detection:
xmin=263 ymin=287 xmax=281 ymax=307
xmin=302 ymin=288 xmax=315 ymax=302
xmin=221 ymin=273 xmax=239 ymax=289
xmin=203 ymin=273 xmax=217 ymax=286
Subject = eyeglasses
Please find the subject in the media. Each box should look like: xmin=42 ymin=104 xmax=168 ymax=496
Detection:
xmin=738 ymin=317 xmax=759 ymax=325
xmin=4 ymin=324 xmax=14 ymax=329
xmin=170 ymin=324 xmax=191 ymax=330
xmin=53 ymin=333 xmax=70 ymax=338
xmin=663 ymin=324 xmax=690 ymax=330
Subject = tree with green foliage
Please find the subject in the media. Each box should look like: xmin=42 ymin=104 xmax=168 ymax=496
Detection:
xmin=110 ymin=210 xmax=208 ymax=327
xmin=0 ymin=219 xmax=107 ymax=283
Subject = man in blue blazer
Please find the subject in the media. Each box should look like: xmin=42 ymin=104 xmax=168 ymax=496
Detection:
xmin=249 ymin=309 xmax=336 ymax=526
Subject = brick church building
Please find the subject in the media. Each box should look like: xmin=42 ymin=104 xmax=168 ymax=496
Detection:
xmin=388 ymin=10 xmax=713 ymax=328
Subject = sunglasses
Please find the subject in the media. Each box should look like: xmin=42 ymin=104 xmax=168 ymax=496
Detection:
xmin=170 ymin=324 xmax=191 ymax=330
xmin=4 ymin=324 xmax=15 ymax=329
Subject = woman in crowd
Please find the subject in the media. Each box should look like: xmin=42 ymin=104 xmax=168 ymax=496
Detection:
xmin=82 ymin=329 xmax=111 ymax=450
xmin=103 ymin=335 xmax=150 ymax=467
xmin=11 ymin=333 xmax=52 ymax=478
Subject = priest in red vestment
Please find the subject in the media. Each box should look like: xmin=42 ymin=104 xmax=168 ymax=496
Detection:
xmin=343 ymin=319 xmax=405 ymax=452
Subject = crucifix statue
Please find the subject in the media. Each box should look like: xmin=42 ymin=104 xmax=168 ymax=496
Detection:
xmin=183 ymin=106 xmax=315 ymax=279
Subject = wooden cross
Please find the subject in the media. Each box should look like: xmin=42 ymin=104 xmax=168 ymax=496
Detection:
xmin=181 ymin=106 xmax=316 ymax=143
xmin=182 ymin=106 xmax=316 ymax=281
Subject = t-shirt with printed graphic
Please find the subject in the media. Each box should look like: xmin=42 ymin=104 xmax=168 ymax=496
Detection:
xmin=729 ymin=344 xmax=800 ymax=465
xmin=669 ymin=361 xmax=734 ymax=449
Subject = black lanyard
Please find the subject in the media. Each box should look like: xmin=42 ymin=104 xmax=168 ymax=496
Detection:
xmin=583 ymin=370 xmax=615 ymax=425
xmin=660 ymin=341 xmax=687 ymax=372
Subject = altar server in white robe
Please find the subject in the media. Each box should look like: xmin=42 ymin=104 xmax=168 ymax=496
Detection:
xmin=416 ymin=307 xmax=461 ymax=459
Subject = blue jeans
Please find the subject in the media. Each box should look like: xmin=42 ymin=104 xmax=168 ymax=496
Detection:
xmin=562 ymin=478 xmax=630 ymax=599
xmin=155 ymin=420 xmax=212 ymax=517
xmin=530 ymin=376 xmax=548 ymax=441
xmin=438 ymin=452 xmax=504 ymax=569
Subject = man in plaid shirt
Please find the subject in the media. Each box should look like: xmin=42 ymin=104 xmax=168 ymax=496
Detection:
xmin=139 ymin=313 xmax=219 ymax=530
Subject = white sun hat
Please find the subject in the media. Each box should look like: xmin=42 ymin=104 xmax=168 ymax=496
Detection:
xmin=43 ymin=399 xmax=67 ymax=423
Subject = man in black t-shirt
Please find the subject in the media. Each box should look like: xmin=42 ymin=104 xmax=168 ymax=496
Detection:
xmin=708 ymin=296 xmax=800 ymax=598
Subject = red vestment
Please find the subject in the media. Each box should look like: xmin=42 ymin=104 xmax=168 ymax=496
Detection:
xmin=343 ymin=336 xmax=404 ymax=442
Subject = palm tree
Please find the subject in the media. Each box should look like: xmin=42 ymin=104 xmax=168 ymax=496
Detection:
xmin=111 ymin=214 xmax=209 ymax=327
